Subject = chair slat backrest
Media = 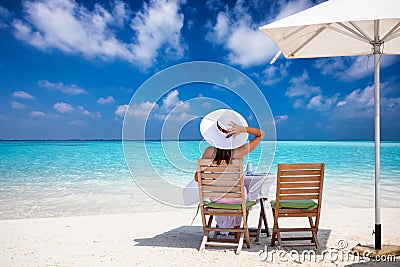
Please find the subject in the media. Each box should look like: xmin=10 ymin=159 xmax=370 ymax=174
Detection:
xmin=271 ymin=163 xmax=325 ymax=249
xmin=276 ymin=163 xmax=324 ymax=206
xmin=197 ymin=159 xmax=245 ymax=204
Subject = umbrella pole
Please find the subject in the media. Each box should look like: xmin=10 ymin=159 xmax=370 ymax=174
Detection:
xmin=373 ymin=20 xmax=381 ymax=251
xmin=352 ymin=22 xmax=400 ymax=257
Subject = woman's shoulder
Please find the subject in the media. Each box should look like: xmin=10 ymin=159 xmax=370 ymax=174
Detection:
xmin=202 ymin=146 xmax=215 ymax=158
xmin=233 ymin=143 xmax=250 ymax=158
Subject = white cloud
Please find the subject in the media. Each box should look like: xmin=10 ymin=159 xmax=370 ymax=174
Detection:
xmin=273 ymin=0 xmax=314 ymax=21
xmin=158 ymin=111 xmax=197 ymax=122
xmin=314 ymin=56 xmax=400 ymax=82
xmin=77 ymin=105 xmax=90 ymax=115
xmin=130 ymin=101 xmax=158 ymax=118
xmin=131 ymin=0 xmax=186 ymax=67
xmin=260 ymin=61 xmax=290 ymax=85
xmin=314 ymin=57 xmax=346 ymax=76
xmin=210 ymin=12 xmax=229 ymax=41
xmin=29 ymin=111 xmax=46 ymax=117
xmin=227 ymin=22 xmax=276 ymax=67
xmin=205 ymin=0 xmax=314 ymax=67
xmin=293 ymin=99 xmax=304 ymax=109
xmin=203 ymin=102 xmax=212 ymax=108
xmin=381 ymin=96 xmax=400 ymax=123
xmin=205 ymin=0 xmax=224 ymax=11
xmin=115 ymin=104 xmax=128 ymax=117
xmin=160 ymin=90 xmax=190 ymax=112
xmin=306 ymin=94 xmax=339 ymax=111
xmin=12 ymin=0 xmax=130 ymax=58
xmin=158 ymin=91 xmax=197 ymax=121
xmin=11 ymin=101 xmax=25 ymax=109
xmin=115 ymin=101 xmax=158 ymax=118
xmin=335 ymin=84 xmax=397 ymax=116
xmin=337 ymin=86 xmax=374 ymax=108
xmin=332 ymin=85 xmax=374 ymax=119
xmin=29 ymin=110 xmax=59 ymax=119
xmin=97 ymin=96 xmax=115 ymax=104
xmin=122 ymin=90 xmax=195 ymax=122
xmin=12 ymin=0 xmax=185 ymax=68
xmin=206 ymin=5 xmax=277 ymax=67
xmin=112 ymin=1 xmax=130 ymax=27
xmin=274 ymin=115 xmax=288 ymax=124
xmin=12 ymin=91 xmax=34 ymax=99
xmin=161 ymin=90 xmax=180 ymax=111
xmin=39 ymin=80 xmax=87 ymax=95
xmin=286 ymin=71 xmax=321 ymax=98
xmin=53 ymin=102 xmax=74 ymax=113
xmin=332 ymin=83 xmax=400 ymax=121
xmin=223 ymin=76 xmax=245 ymax=88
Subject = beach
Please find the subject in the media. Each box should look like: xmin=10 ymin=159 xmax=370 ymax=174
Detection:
xmin=1 ymin=207 xmax=399 ymax=266
xmin=2 ymin=0 xmax=400 ymax=265
xmin=1 ymin=141 xmax=399 ymax=266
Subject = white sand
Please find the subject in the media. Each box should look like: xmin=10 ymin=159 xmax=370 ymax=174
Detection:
xmin=1 ymin=206 xmax=399 ymax=266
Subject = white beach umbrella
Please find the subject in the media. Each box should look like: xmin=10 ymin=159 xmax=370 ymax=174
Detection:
xmin=259 ymin=0 xmax=400 ymax=250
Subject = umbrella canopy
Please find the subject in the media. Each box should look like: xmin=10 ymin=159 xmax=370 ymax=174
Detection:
xmin=259 ymin=0 xmax=400 ymax=58
xmin=259 ymin=0 xmax=400 ymax=250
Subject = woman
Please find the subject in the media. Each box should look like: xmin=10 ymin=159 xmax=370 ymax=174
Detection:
xmin=195 ymin=109 xmax=264 ymax=234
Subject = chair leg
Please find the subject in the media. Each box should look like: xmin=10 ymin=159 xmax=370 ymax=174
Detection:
xmin=206 ymin=215 xmax=218 ymax=238
xmin=200 ymin=215 xmax=213 ymax=251
xmin=308 ymin=216 xmax=320 ymax=249
xmin=241 ymin=216 xmax=251 ymax=248
xmin=270 ymin=208 xmax=278 ymax=246
xmin=270 ymin=231 xmax=277 ymax=247
xmin=274 ymin=219 xmax=283 ymax=248
xmin=234 ymin=225 xmax=240 ymax=240
xmin=199 ymin=211 xmax=254 ymax=254
xmin=313 ymin=230 xmax=320 ymax=250
xmin=256 ymin=213 xmax=263 ymax=242
xmin=308 ymin=216 xmax=315 ymax=242
xmin=213 ymin=227 xmax=218 ymax=238
xmin=255 ymin=200 xmax=270 ymax=242
xmin=199 ymin=235 xmax=208 ymax=251
xmin=260 ymin=199 xmax=270 ymax=237
xmin=243 ymin=209 xmax=252 ymax=247
xmin=236 ymin=232 xmax=244 ymax=254
xmin=207 ymin=215 xmax=213 ymax=227
xmin=244 ymin=229 xmax=251 ymax=248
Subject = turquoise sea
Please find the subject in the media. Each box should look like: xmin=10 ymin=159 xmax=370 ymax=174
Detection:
xmin=0 ymin=141 xmax=399 ymax=219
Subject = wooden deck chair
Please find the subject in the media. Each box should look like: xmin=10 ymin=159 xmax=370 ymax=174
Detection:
xmin=197 ymin=159 xmax=256 ymax=254
xmin=270 ymin=163 xmax=325 ymax=249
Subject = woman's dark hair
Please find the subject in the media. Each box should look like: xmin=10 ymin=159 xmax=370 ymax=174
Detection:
xmin=213 ymin=148 xmax=232 ymax=165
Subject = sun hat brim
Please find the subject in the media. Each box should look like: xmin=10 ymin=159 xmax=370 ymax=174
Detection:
xmin=200 ymin=109 xmax=249 ymax=149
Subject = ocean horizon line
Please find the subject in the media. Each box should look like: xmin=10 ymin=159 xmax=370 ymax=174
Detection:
xmin=1 ymin=139 xmax=400 ymax=142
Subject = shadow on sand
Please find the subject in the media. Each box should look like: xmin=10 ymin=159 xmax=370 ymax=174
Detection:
xmin=133 ymin=226 xmax=398 ymax=265
xmin=133 ymin=225 xmax=331 ymax=252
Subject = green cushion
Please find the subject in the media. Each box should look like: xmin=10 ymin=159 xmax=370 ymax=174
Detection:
xmin=270 ymin=199 xmax=317 ymax=211
xmin=204 ymin=200 xmax=256 ymax=210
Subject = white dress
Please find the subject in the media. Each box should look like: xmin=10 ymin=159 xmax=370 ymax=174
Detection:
xmin=214 ymin=189 xmax=248 ymax=235
xmin=203 ymin=148 xmax=248 ymax=235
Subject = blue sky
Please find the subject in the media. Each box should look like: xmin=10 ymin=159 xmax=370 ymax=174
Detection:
xmin=0 ymin=0 xmax=399 ymax=140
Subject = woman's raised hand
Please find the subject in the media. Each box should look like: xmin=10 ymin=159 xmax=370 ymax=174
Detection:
xmin=228 ymin=121 xmax=246 ymax=138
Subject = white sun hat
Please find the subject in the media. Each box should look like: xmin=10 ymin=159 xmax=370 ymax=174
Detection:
xmin=200 ymin=109 xmax=249 ymax=149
